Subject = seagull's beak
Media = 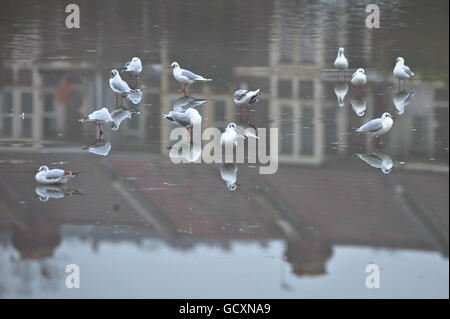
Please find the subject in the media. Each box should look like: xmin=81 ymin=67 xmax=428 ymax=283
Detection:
xmin=168 ymin=65 xmax=173 ymax=69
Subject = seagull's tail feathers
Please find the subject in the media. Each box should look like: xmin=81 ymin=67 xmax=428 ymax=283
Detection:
xmin=71 ymin=171 xmax=84 ymax=176
xmin=162 ymin=114 xmax=174 ymax=122
xmin=355 ymin=128 xmax=365 ymax=133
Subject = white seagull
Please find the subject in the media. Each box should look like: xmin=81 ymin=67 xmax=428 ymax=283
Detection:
xmin=80 ymin=107 xmax=113 ymax=137
xmin=233 ymin=89 xmax=261 ymax=106
xmin=220 ymin=122 xmax=259 ymax=148
xmin=351 ymin=68 xmax=366 ymax=90
xmin=220 ymin=164 xmax=239 ymax=191
xmin=356 ymin=152 xmax=393 ymax=174
xmin=356 ymin=112 xmax=394 ymax=146
xmin=35 ymin=165 xmax=81 ymax=185
xmin=393 ymin=57 xmax=414 ymax=90
xmin=170 ymin=62 xmax=212 ymax=96
xmin=109 ymin=69 xmax=140 ymax=106
xmin=163 ymin=108 xmax=202 ymax=138
xmin=334 ymin=47 xmax=348 ymax=78
xmin=122 ymin=57 xmax=142 ymax=87
xmin=334 ymin=82 xmax=348 ymax=107
xmin=393 ymin=91 xmax=415 ymax=115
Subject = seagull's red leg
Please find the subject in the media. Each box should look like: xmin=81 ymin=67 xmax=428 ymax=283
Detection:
xmin=239 ymin=106 xmax=243 ymax=121
xmin=98 ymin=124 xmax=103 ymax=138
xmin=246 ymin=106 xmax=250 ymax=122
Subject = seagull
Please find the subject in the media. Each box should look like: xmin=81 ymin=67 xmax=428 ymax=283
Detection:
xmin=334 ymin=82 xmax=348 ymax=107
xmin=356 ymin=112 xmax=394 ymax=146
xmin=83 ymin=138 xmax=111 ymax=156
xmin=351 ymin=68 xmax=366 ymax=93
xmin=220 ymin=164 xmax=239 ymax=191
xmin=393 ymin=91 xmax=415 ymax=115
xmin=356 ymin=152 xmax=393 ymax=174
xmin=393 ymin=57 xmax=414 ymax=90
xmin=80 ymin=107 xmax=113 ymax=137
xmin=162 ymin=108 xmax=202 ymax=137
xmin=109 ymin=69 xmax=141 ymax=106
xmin=111 ymin=107 xmax=141 ymax=131
xmin=234 ymin=89 xmax=261 ymax=120
xmin=172 ymin=96 xmax=212 ymax=112
xmin=35 ymin=185 xmax=84 ymax=202
xmin=170 ymin=62 xmax=212 ymax=96
xmin=221 ymin=122 xmax=238 ymax=147
xmin=334 ymin=47 xmax=348 ymax=78
xmin=351 ymin=96 xmax=367 ymax=117
xmin=35 ymin=165 xmax=81 ymax=185
xmin=220 ymin=122 xmax=258 ymax=148
xmin=122 ymin=57 xmax=142 ymax=87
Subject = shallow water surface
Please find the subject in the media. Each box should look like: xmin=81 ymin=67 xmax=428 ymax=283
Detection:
xmin=0 ymin=0 xmax=448 ymax=298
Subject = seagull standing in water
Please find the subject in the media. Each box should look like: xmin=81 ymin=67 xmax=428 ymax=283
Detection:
xmin=356 ymin=112 xmax=394 ymax=147
xmin=393 ymin=57 xmax=414 ymax=91
xmin=234 ymin=89 xmax=260 ymax=121
xmin=80 ymin=107 xmax=113 ymax=137
xmin=109 ymin=69 xmax=140 ymax=106
xmin=170 ymin=62 xmax=212 ymax=96
xmin=162 ymin=108 xmax=202 ymax=138
xmin=334 ymin=47 xmax=348 ymax=79
xmin=351 ymin=68 xmax=366 ymax=94
xmin=122 ymin=57 xmax=142 ymax=87
xmin=35 ymin=166 xmax=81 ymax=185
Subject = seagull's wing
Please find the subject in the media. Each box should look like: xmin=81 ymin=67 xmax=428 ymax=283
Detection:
xmin=111 ymin=78 xmax=131 ymax=93
xmin=234 ymin=90 xmax=248 ymax=101
xmin=403 ymin=65 xmax=414 ymax=76
xmin=45 ymin=169 xmax=66 ymax=180
xmin=181 ymin=69 xmax=202 ymax=81
xmin=358 ymin=118 xmax=383 ymax=132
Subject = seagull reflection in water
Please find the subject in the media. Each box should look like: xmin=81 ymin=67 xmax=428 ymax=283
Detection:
xmin=35 ymin=185 xmax=85 ymax=202
xmin=356 ymin=152 xmax=394 ymax=174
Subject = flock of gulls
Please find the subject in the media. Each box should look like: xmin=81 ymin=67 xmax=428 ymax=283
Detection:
xmin=34 ymin=47 xmax=416 ymax=190
xmin=333 ymin=47 xmax=415 ymax=146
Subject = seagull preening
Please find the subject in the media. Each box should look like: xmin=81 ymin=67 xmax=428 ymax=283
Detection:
xmin=162 ymin=108 xmax=202 ymax=137
xmin=334 ymin=47 xmax=348 ymax=78
xmin=35 ymin=165 xmax=81 ymax=185
xmin=393 ymin=57 xmax=414 ymax=91
xmin=356 ymin=112 xmax=394 ymax=147
xmin=170 ymin=62 xmax=212 ymax=96
xmin=351 ymin=68 xmax=366 ymax=92
xmin=109 ymin=69 xmax=141 ymax=106
xmin=122 ymin=57 xmax=142 ymax=87
xmin=80 ymin=107 xmax=113 ymax=137
xmin=234 ymin=89 xmax=260 ymax=120
xmin=356 ymin=152 xmax=393 ymax=175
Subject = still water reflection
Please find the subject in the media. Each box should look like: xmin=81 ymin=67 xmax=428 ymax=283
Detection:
xmin=0 ymin=0 xmax=448 ymax=298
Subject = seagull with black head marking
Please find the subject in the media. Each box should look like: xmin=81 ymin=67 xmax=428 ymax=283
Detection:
xmin=170 ymin=62 xmax=212 ymax=96
xmin=109 ymin=69 xmax=141 ymax=106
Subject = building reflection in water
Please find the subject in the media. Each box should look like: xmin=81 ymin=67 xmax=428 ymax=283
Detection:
xmin=0 ymin=0 xmax=448 ymax=291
